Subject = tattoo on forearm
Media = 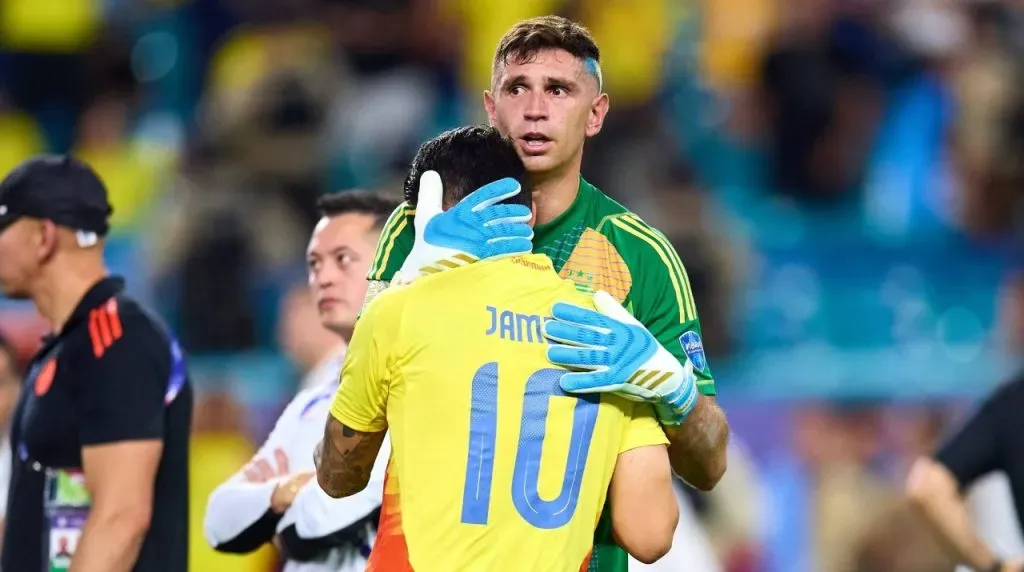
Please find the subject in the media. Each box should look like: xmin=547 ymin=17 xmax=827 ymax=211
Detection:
xmin=314 ymin=418 xmax=385 ymax=498
xmin=665 ymin=396 xmax=730 ymax=490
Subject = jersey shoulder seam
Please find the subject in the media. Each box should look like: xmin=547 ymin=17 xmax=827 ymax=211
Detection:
xmin=602 ymin=214 xmax=699 ymax=323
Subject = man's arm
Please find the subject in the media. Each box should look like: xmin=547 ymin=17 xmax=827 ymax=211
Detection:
xmin=604 ymin=214 xmax=731 ymax=488
xmin=204 ymin=390 xmax=314 ymax=553
xmin=608 ymin=402 xmax=677 ymax=564
xmin=71 ymin=441 xmax=161 ymax=572
xmin=906 ymin=379 xmax=1023 ymax=571
xmin=906 ymin=458 xmax=1014 ymax=571
xmin=69 ymin=310 xmax=171 ymax=572
xmin=663 ymin=395 xmax=729 ymax=491
xmin=609 ymin=445 xmax=678 ymax=564
xmin=277 ymin=434 xmax=390 ymax=561
xmin=316 ymin=289 xmax=393 ymax=498
xmin=314 ymin=419 xmax=387 ymax=498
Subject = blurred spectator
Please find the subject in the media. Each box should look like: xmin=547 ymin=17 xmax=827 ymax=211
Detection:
xmin=854 ymin=499 xmax=955 ymax=572
xmin=758 ymin=9 xmax=886 ymax=202
xmin=0 ymin=332 xmax=20 ymax=551
xmin=851 ymin=406 xmax=957 ymax=572
xmin=323 ymin=0 xmax=456 ymax=188
xmin=0 ymin=109 xmax=46 ymax=179
xmin=277 ymin=284 xmax=341 ymax=389
xmin=949 ymin=1 xmax=1024 ymax=238
xmin=74 ymin=36 xmax=172 ymax=235
xmin=0 ymin=0 xmax=101 ymax=150
xmin=699 ymin=440 xmax=767 ymax=572
xmin=190 ymin=391 xmax=275 ymax=572
xmin=174 ymin=208 xmax=259 ymax=351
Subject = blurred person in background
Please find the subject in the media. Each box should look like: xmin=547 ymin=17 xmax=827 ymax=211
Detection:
xmin=0 ymin=155 xmax=192 ymax=572
xmin=205 ymin=191 xmax=397 ymax=571
xmin=906 ymin=371 xmax=1024 ymax=570
xmin=906 ymin=221 xmax=1024 ymax=572
xmin=363 ymin=16 xmax=730 ymax=571
xmin=843 ymin=407 xmax=957 ymax=572
xmin=190 ymin=390 xmax=276 ymax=572
xmin=278 ymin=284 xmax=348 ymax=392
xmin=948 ymin=0 xmax=1024 ymax=240
xmin=757 ymin=0 xmax=887 ymax=203
xmin=0 ymin=332 xmax=20 ymax=549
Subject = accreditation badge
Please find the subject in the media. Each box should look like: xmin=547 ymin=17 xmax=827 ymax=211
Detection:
xmin=43 ymin=468 xmax=91 ymax=572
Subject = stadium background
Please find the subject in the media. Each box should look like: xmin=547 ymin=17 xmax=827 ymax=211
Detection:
xmin=0 ymin=0 xmax=1022 ymax=571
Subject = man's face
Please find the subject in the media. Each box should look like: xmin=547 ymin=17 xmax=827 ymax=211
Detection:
xmin=485 ymin=48 xmax=609 ymax=178
xmin=0 ymin=219 xmax=44 ymax=300
xmin=306 ymin=213 xmax=380 ymax=334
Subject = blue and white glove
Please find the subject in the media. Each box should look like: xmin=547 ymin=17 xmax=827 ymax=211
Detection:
xmin=394 ymin=170 xmax=533 ymax=285
xmin=543 ymin=291 xmax=699 ymax=426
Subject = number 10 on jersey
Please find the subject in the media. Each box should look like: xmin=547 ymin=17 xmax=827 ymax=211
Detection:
xmin=461 ymin=362 xmax=600 ymax=530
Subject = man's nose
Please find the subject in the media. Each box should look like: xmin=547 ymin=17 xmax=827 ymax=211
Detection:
xmin=524 ymin=91 xmax=548 ymax=121
xmin=313 ymin=267 xmax=336 ymax=289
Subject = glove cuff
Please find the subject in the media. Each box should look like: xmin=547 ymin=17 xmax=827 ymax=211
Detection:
xmin=655 ymin=372 xmax=698 ymax=427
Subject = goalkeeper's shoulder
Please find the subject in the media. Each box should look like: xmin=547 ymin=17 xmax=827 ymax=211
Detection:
xmin=595 ymin=210 xmax=687 ymax=276
xmin=596 ymin=211 xmax=699 ymax=321
xmin=366 ymin=201 xmax=416 ymax=282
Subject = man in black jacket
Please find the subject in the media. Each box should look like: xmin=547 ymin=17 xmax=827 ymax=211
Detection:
xmin=0 ymin=155 xmax=192 ymax=572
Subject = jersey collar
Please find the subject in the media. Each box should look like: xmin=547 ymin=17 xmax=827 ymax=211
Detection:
xmin=58 ymin=276 xmax=126 ymax=336
xmin=533 ymin=176 xmax=593 ymax=245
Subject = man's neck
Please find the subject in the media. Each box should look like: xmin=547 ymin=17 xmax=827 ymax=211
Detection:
xmin=531 ymin=165 xmax=581 ymax=226
xmin=33 ymin=266 xmax=108 ymax=333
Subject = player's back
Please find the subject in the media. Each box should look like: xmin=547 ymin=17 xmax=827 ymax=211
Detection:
xmin=369 ymin=254 xmax=646 ymax=572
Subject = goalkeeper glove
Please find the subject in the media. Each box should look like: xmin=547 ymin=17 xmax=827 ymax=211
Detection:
xmin=394 ymin=170 xmax=533 ymax=285
xmin=543 ymin=291 xmax=699 ymax=426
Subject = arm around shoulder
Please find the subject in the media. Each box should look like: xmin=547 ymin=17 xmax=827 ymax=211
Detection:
xmin=611 ymin=215 xmax=731 ymax=489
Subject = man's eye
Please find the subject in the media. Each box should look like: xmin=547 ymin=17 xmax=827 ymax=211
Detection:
xmin=509 ymin=85 xmax=526 ymax=95
xmin=550 ymin=87 xmax=567 ymax=97
xmin=307 ymin=259 xmax=319 ymax=270
xmin=337 ymin=254 xmax=353 ymax=267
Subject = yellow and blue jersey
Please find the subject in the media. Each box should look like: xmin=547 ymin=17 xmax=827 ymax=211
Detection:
xmin=331 ymin=254 xmax=668 ymax=572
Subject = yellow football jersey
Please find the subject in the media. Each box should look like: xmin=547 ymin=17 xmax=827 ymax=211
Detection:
xmin=331 ymin=254 xmax=668 ymax=572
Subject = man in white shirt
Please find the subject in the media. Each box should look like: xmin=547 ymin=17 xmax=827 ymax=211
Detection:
xmin=204 ymin=191 xmax=398 ymax=571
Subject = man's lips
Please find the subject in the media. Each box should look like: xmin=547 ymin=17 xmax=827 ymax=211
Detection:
xmin=317 ymin=297 xmax=341 ymax=310
xmin=519 ymin=132 xmax=553 ymax=154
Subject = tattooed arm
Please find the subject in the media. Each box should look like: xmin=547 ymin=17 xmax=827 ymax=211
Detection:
xmin=314 ymin=417 xmax=387 ymax=499
xmin=663 ymin=395 xmax=729 ymax=491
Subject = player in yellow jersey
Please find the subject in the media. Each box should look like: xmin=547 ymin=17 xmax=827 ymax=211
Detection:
xmin=314 ymin=126 xmax=679 ymax=571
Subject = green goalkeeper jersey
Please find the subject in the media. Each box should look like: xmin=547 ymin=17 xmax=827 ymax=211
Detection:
xmin=365 ymin=177 xmax=716 ymax=571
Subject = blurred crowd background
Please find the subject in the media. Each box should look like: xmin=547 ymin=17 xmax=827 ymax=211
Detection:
xmin=0 ymin=0 xmax=1023 ymax=571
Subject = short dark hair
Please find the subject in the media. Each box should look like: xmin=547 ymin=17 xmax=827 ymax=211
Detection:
xmin=404 ymin=125 xmax=530 ymax=210
xmin=316 ymin=190 xmax=399 ymax=230
xmin=493 ymin=16 xmax=600 ymax=77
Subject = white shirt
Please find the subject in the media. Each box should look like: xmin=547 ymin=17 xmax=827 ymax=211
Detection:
xmin=956 ymin=472 xmax=1024 ymax=572
xmin=300 ymin=347 xmax=347 ymax=393
xmin=204 ymin=353 xmax=390 ymax=572
xmin=628 ymin=482 xmax=722 ymax=572
xmin=0 ymin=430 xmax=10 ymax=519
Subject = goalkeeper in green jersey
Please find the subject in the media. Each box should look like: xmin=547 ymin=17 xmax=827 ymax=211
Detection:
xmin=363 ymin=15 xmax=730 ymax=572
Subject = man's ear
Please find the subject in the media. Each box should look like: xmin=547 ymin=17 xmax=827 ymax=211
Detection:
xmin=586 ymin=93 xmax=610 ymax=138
xmin=483 ymin=90 xmax=497 ymax=127
xmin=37 ymin=220 xmax=59 ymax=263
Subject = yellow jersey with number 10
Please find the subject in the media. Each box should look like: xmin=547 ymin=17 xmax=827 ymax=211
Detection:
xmin=330 ymin=254 xmax=668 ymax=572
